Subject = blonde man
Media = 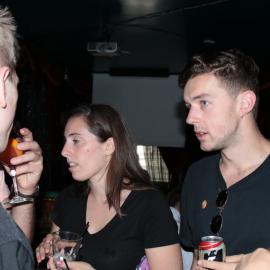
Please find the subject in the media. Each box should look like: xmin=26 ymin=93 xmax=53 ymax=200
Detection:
xmin=0 ymin=6 xmax=43 ymax=269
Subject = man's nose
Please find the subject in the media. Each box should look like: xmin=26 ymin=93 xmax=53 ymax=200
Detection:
xmin=186 ymin=107 xmax=199 ymax=125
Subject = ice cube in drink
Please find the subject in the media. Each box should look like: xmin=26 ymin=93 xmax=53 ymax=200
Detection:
xmin=53 ymin=252 xmax=75 ymax=269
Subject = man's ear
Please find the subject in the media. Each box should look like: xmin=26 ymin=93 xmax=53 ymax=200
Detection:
xmin=0 ymin=67 xmax=10 ymax=108
xmin=104 ymin=137 xmax=115 ymax=155
xmin=238 ymin=90 xmax=256 ymax=117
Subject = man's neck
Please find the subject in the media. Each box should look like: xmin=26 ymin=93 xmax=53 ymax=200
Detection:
xmin=219 ymin=131 xmax=270 ymax=187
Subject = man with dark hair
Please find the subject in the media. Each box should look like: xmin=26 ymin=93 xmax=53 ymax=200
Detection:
xmin=0 ymin=5 xmax=43 ymax=269
xmin=179 ymin=49 xmax=270 ymax=269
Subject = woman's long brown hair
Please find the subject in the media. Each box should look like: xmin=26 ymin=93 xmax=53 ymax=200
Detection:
xmin=63 ymin=103 xmax=153 ymax=216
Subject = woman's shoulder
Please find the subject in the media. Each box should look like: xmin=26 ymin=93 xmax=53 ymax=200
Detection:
xmin=131 ymin=188 xmax=167 ymax=206
xmin=132 ymin=188 xmax=162 ymax=196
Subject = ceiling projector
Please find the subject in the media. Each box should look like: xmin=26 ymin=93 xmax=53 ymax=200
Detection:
xmin=87 ymin=42 xmax=119 ymax=56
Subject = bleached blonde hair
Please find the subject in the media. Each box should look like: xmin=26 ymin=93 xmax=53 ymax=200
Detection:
xmin=0 ymin=6 xmax=18 ymax=74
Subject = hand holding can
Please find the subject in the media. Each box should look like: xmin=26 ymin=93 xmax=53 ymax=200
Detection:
xmin=198 ymin=236 xmax=226 ymax=262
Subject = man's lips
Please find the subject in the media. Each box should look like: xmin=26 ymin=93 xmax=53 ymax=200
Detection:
xmin=195 ymin=131 xmax=207 ymax=140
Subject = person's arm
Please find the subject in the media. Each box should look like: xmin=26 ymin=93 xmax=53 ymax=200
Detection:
xmin=9 ymin=127 xmax=43 ymax=240
xmin=145 ymin=243 xmax=183 ymax=270
xmin=0 ymin=240 xmax=35 ymax=270
xmin=12 ymin=203 xmax=36 ymax=240
xmin=0 ymin=170 xmax=10 ymax=202
xmin=197 ymin=248 xmax=270 ymax=270
xmin=50 ymin=222 xmax=60 ymax=233
xmin=191 ymin=249 xmax=198 ymax=270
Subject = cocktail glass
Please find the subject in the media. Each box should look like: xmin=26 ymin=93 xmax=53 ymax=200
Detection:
xmin=0 ymin=135 xmax=34 ymax=204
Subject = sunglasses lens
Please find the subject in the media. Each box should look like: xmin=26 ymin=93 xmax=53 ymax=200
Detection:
xmin=216 ymin=190 xmax=228 ymax=208
xmin=211 ymin=214 xmax=223 ymax=234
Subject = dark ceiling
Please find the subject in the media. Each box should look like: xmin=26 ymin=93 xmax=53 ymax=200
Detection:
xmin=2 ymin=0 xmax=270 ymax=75
xmin=2 ymin=0 xmax=270 ymax=190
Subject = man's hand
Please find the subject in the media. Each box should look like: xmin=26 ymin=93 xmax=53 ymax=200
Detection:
xmin=197 ymin=249 xmax=270 ymax=270
xmin=6 ymin=127 xmax=43 ymax=240
xmin=197 ymin=254 xmax=244 ymax=270
xmin=10 ymin=127 xmax=43 ymax=195
xmin=197 ymin=256 xmax=241 ymax=270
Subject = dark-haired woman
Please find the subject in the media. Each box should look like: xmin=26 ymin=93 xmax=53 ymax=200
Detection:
xmin=36 ymin=104 xmax=182 ymax=270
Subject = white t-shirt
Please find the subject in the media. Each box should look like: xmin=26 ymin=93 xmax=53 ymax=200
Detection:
xmin=170 ymin=206 xmax=193 ymax=270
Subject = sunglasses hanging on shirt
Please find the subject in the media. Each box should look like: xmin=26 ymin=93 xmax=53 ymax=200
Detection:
xmin=210 ymin=189 xmax=228 ymax=235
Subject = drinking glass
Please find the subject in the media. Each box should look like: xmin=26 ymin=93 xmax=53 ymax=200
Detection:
xmin=0 ymin=134 xmax=34 ymax=204
xmin=52 ymin=230 xmax=82 ymax=269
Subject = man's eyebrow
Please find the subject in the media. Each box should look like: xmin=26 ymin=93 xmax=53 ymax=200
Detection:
xmin=190 ymin=93 xmax=212 ymax=101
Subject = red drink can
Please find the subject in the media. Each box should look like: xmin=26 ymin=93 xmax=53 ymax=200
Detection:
xmin=198 ymin=236 xmax=226 ymax=262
